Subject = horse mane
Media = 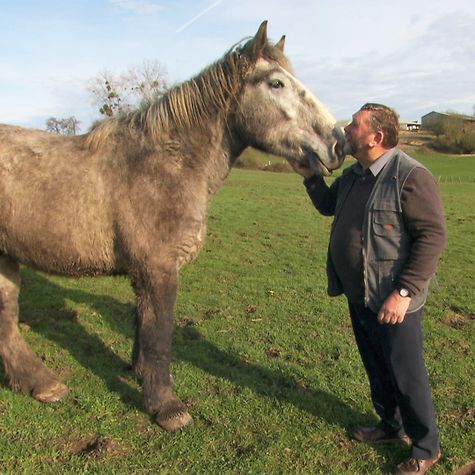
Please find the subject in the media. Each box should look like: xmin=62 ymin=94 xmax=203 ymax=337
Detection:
xmin=86 ymin=38 xmax=291 ymax=150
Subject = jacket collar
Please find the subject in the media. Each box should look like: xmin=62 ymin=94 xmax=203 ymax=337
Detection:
xmin=353 ymin=147 xmax=399 ymax=177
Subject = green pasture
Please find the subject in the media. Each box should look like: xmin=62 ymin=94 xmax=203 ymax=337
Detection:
xmin=239 ymin=146 xmax=475 ymax=183
xmin=0 ymin=151 xmax=473 ymax=474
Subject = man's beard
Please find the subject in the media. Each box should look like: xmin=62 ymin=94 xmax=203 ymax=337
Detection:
xmin=343 ymin=136 xmax=355 ymax=155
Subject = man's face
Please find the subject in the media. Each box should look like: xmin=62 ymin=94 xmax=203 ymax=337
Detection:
xmin=343 ymin=110 xmax=375 ymax=157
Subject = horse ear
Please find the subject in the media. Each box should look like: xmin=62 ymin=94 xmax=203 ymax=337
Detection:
xmin=275 ymin=35 xmax=285 ymax=52
xmin=252 ymin=20 xmax=268 ymax=58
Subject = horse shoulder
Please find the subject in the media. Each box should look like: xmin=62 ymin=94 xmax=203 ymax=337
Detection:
xmin=111 ymin=160 xmax=210 ymax=270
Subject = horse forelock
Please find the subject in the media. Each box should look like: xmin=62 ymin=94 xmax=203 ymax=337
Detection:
xmin=261 ymin=44 xmax=293 ymax=74
xmin=235 ymin=35 xmax=293 ymax=74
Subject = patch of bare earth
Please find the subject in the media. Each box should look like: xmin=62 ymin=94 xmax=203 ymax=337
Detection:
xmin=52 ymin=436 xmax=127 ymax=460
xmin=455 ymin=461 xmax=475 ymax=475
xmin=442 ymin=306 xmax=475 ymax=330
xmin=73 ymin=437 xmax=126 ymax=458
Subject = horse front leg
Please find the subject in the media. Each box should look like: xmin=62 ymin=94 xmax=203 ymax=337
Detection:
xmin=133 ymin=265 xmax=192 ymax=432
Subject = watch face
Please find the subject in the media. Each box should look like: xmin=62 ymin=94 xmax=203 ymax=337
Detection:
xmin=399 ymin=288 xmax=410 ymax=297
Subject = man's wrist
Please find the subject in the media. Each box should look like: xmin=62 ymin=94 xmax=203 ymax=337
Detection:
xmin=395 ymin=285 xmax=412 ymax=298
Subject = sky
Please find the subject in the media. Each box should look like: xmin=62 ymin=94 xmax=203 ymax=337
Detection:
xmin=1 ymin=0 xmax=474 ymax=132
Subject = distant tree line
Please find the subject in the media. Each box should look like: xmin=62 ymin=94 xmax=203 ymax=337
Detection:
xmin=46 ymin=116 xmax=80 ymax=135
xmin=425 ymin=112 xmax=475 ymax=154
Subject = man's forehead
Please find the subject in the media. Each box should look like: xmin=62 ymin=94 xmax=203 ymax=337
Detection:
xmin=354 ymin=110 xmax=371 ymax=122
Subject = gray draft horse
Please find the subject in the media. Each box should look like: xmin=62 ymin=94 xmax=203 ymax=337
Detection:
xmin=0 ymin=22 xmax=346 ymax=431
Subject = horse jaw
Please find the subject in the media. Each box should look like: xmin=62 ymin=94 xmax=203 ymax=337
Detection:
xmin=303 ymin=126 xmax=347 ymax=176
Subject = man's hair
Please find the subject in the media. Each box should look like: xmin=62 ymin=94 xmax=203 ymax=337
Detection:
xmin=359 ymin=103 xmax=399 ymax=148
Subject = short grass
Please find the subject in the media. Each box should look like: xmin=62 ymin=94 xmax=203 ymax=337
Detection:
xmin=0 ymin=150 xmax=474 ymax=474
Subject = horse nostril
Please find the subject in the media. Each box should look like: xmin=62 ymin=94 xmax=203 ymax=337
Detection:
xmin=333 ymin=140 xmax=343 ymax=159
xmin=331 ymin=127 xmax=346 ymax=158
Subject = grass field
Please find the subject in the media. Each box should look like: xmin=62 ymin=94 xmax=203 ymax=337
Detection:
xmin=0 ymin=149 xmax=474 ymax=474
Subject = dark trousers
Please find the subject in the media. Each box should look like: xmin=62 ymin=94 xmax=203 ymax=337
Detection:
xmin=348 ymin=301 xmax=440 ymax=459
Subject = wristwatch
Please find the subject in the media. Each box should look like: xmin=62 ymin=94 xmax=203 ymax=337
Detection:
xmin=398 ymin=287 xmax=411 ymax=298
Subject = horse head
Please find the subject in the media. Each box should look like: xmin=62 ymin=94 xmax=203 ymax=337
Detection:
xmin=234 ymin=21 xmax=346 ymax=175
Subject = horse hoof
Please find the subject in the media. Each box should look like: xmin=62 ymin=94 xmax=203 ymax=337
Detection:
xmin=156 ymin=411 xmax=193 ymax=432
xmin=33 ymin=382 xmax=69 ymax=403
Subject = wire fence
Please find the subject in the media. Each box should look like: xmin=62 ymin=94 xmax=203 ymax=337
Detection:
xmin=436 ymin=176 xmax=475 ymax=183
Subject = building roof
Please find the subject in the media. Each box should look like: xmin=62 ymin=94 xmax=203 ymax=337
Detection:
xmin=422 ymin=111 xmax=475 ymax=121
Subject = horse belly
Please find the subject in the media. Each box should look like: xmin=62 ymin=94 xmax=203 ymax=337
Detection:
xmin=0 ymin=216 xmax=117 ymax=277
xmin=0 ymin=149 xmax=117 ymax=275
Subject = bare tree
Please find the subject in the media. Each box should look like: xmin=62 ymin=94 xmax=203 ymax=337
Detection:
xmin=45 ymin=116 xmax=80 ymax=135
xmin=88 ymin=60 xmax=169 ymax=117
xmin=87 ymin=71 xmax=125 ymax=117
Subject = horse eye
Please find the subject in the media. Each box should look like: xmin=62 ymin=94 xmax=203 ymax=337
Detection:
xmin=269 ymin=79 xmax=284 ymax=89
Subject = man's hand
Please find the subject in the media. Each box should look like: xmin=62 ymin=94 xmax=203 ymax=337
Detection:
xmin=378 ymin=290 xmax=411 ymax=324
xmin=289 ymin=159 xmax=316 ymax=178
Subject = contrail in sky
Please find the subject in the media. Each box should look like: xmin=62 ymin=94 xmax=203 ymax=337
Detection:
xmin=176 ymin=0 xmax=224 ymax=33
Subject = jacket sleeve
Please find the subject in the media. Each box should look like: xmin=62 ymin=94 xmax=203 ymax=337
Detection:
xmin=303 ymin=174 xmax=340 ymax=216
xmin=396 ymin=167 xmax=447 ymax=296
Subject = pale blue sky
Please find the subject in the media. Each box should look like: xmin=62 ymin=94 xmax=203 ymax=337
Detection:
xmin=1 ymin=0 xmax=474 ymax=132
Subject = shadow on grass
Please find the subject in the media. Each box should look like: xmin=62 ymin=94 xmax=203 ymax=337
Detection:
xmin=2 ymin=269 xmax=401 ymax=470
xmin=173 ymin=326 xmax=406 ymax=471
xmin=174 ymin=324 xmax=360 ymax=423
xmin=13 ymin=269 xmax=141 ymax=411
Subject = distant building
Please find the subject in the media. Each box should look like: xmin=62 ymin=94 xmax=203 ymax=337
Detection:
xmin=421 ymin=111 xmax=475 ymax=130
xmin=400 ymin=121 xmax=421 ymax=131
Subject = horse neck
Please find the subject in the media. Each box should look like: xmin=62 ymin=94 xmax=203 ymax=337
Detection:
xmin=181 ymin=112 xmax=247 ymax=199
xmin=158 ymin=52 xmax=249 ymax=194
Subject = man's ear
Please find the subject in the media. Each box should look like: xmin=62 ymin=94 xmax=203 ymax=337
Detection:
xmin=371 ymin=131 xmax=384 ymax=147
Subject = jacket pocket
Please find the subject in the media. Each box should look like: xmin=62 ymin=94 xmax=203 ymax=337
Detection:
xmin=373 ymin=210 xmax=401 ymax=236
xmin=371 ymin=206 xmax=406 ymax=260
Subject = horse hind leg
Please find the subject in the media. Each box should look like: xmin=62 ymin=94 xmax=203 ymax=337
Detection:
xmin=0 ymin=256 xmax=69 ymax=402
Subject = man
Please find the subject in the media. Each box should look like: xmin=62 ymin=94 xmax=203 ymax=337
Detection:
xmin=292 ymin=103 xmax=446 ymax=474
